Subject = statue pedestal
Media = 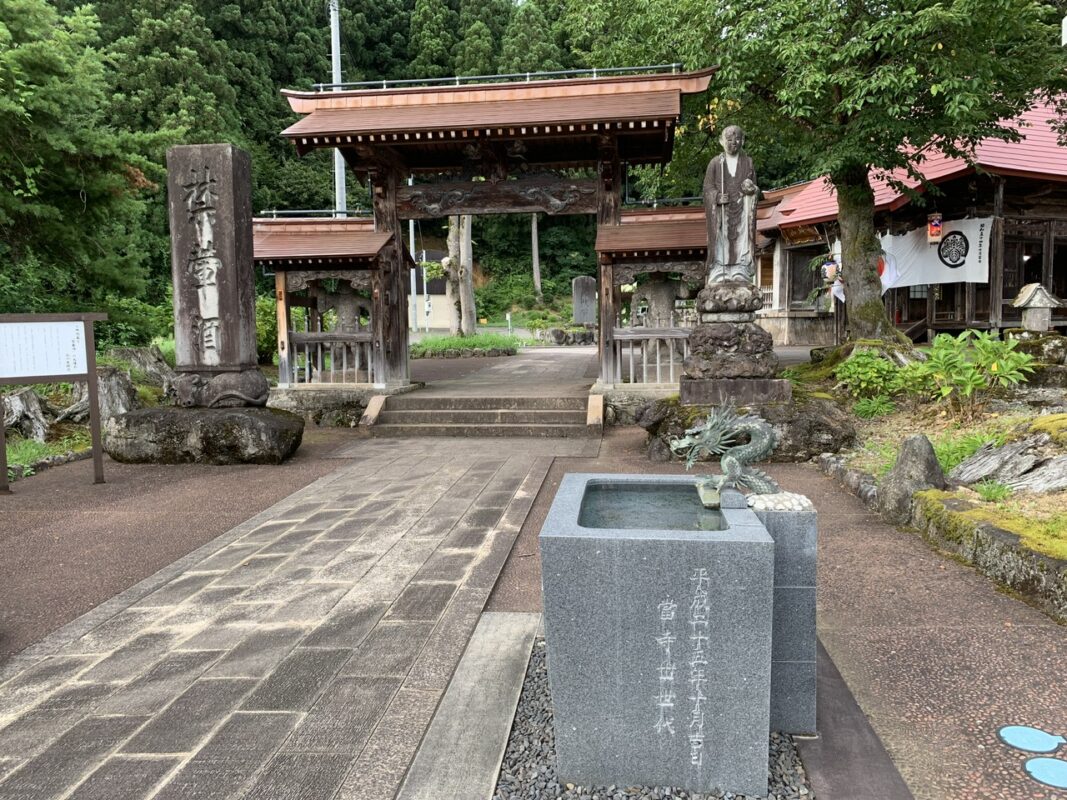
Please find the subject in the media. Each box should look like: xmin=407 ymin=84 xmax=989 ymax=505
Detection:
xmin=680 ymin=377 xmax=792 ymax=406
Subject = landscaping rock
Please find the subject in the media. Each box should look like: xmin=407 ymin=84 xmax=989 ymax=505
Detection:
xmin=1010 ymin=332 xmax=1067 ymax=365
xmin=949 ymin=434 xmax=1049 ymax=485
xmin=1029 ymin=364 xmax=1067 ymax=389
xmin=638 ymin=396 xmax=855 ymax=463
xmin=2 ymin=387 xmax=50 ymax=442
xmin=106 ymin=345 xmax=178 ymax=391
xmin=1007 ymin=455 xmax=1067 ymax=494
xmin=879 ymin=434 xmax=946 ymax=524
xmin=57 ymin=366 xmax=138 ymax=425
xmin=104 ymin=407 xmax=303 ymax=465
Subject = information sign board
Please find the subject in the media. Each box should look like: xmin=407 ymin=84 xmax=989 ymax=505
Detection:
xmin=0 ymin=313 xmax=108 ymax=492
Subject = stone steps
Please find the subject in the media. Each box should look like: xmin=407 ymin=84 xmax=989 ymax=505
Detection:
xmin=369 ymin=395 xmax=600 ymax=438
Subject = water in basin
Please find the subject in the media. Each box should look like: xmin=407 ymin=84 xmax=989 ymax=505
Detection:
xmin=578 ymin=481 xmax=727 ymax=531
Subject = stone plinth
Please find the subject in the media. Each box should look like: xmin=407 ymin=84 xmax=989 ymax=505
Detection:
xmin=104 ymin=407 xmax=303 ymax=465
xmin=540 ymin=474 xmax=773 ymax=797
xmin=680 ymin=377 xmax=792 ymax=406
xmin=748 ymin=493 xmax=818 ymax=734
xmin=167 ymin=144 xmax=265 ymax=407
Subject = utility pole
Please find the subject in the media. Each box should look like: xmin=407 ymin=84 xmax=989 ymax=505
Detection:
xmin=329 ymin=0 xmax=346 ymax=217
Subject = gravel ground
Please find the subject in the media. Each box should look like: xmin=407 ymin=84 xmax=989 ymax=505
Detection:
xmin=495 ymin=639 xmax=816 ymax=800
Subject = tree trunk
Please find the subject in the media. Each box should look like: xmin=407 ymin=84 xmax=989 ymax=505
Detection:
xmin=531 ymin=213 xmax=543 ymax=303
xmin=459 ymin=214 xmax=477 ymax=335
xmin=445 ymin=215 xmax=462 ymax=335
xmin=833 ymin=166 xmax=901 ymax=341
xmin=2 ymin=387 xmax=50 ymax=442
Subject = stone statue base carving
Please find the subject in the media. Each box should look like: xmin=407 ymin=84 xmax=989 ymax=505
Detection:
xmin=174 ymin=369 xmax=270 ymax=408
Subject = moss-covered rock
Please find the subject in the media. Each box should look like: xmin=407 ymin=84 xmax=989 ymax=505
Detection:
xmin=1030 ymin=414 xmax=1067 ymax=447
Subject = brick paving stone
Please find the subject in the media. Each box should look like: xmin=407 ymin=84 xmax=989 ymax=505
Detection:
xmin=0 ymin=708 xmax=86 ymax=760
xmin=122 ymin=678 xmax=257 ymax=754
xmin=340 ymin=620 xmax=435 ymax=678
xmin=403 ymin=586 xmax=486 ymax=693
xmin=237 ymin=520 xmax=294 ymax=543
xmin=205 ymin=628 xmax=305 ymax=678
xmin=242 ymin=648 xmax=351 ymax=712
xmin=315 ymin=550 xmax=378 ymax=583
xmin=333 ymin=688 xmax=440 ymax=800
xmin=301 ymin=602 xmax=390 ymax=650
xmin=263 ymin=584 xmax=348 ymax=624
xmin=413 ymin=551 xmax=477 ymax=583
xmin=133 ymin=574 xmax=219 ymax=608
xmin=0 ymin=760 xmax=20 ymax=784
xmin=386 ymin=582 xmax=458 ymax=621
xmin=0 ymin=715 xmax=149 ymax=800
xmin=0 ymin=656 xmax=95 ymax=718
xmin=237 ymin=570 xmax=317 ymax=603
xmin=66 ymin=755 xmax=179 ymax=800
xmin=212 ymin=554 xmax=288 ymax=586
xmin=79 ymin=631 xmax=180 ymax=683
xmin=283 ymin=675 xmax=402 ymax=754
xmin=440 ymin=526 xmax=490 ymax=550
xmin=256 ymin=528 xmax=323 ymax=555
xmin=242 ymin=752 xmax=353 ymax=800
xmin=95 ymin=651 xmax=222 ymax=715
xmin=186 ymin=543 xmax=263 ymax=574
xmin=67 ymin=609 xmax=160 ymax=655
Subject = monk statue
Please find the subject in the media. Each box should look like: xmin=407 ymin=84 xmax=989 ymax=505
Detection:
xmin=703 ymin=125 xmax=759 ymax=284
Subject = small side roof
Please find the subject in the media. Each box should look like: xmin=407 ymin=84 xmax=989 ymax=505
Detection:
xmin=253 ymin=217 xmax=403 ymax=269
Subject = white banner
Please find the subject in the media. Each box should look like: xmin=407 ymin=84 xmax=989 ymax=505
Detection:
xmin=879 ymin=217 xmax=991 ymax=292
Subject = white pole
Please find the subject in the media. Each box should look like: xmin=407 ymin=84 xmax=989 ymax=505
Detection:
xmin=422 ymin=251 xmax=430 ymax=332
xmin=329 ymin=0 xmax=346 ymax=217
xmin=409 ymin=176 xmax=417 ymax=330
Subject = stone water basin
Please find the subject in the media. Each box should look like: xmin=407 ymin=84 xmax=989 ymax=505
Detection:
xmin=539 ymin=473 xmax=774 ymax=797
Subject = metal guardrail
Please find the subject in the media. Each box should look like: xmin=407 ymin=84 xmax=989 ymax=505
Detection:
xmin=313 ymin=64 xmax=684 ymax=92
xmin=258 ymin=208 xmax=372 ymax=218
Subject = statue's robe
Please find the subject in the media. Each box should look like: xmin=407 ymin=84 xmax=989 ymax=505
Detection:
xmin=703 ymin=152 xmax=757 ymax=283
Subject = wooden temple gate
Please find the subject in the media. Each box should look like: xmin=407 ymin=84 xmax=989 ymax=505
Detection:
xmin=274 ymin=66 xmax=715 ymax=387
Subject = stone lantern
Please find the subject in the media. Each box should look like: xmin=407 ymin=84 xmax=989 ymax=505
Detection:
xmin=1012 ymin=283 xmax=1063 ymax=333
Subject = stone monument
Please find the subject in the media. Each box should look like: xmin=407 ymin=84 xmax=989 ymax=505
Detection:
xmin=167 ymin=145 xmax=269 ymax=407
xmin=680 ymin=126 xmax=791 ymax=406
xmin=104 ymin=145 xmax=302 ymax=464
xmin=572 ymin=275 xmax=597 ymax=326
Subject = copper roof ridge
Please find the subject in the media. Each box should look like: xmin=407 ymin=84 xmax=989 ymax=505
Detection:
xmin=282 ymin=66 xmax=716 ymax=102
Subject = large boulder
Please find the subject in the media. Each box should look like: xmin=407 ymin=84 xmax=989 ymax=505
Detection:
xmin=878 ymin=434 xmax=946 ymax=524
xmin=105 ymin=407 xmax=303 ymax=465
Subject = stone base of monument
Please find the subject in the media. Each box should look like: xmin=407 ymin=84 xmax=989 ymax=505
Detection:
xmin=680 ymin=376 xmax=793 ymax=406
xmin=540 ymin=474 xmax=773 ymax=797
xmin=104 ymin=407 xmax=304 ymax=465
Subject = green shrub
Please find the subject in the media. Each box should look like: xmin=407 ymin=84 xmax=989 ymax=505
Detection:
xmin=410 ymin=333 xmax=524 ymax=357
xmin=902 ymin=330 xmax=1034 ymax=418
xmin=853 ymin=395 xmax=896 ymax=418
xmin=974 ymin=480 xmax=1012 ymax=503
xmin=96 ymin=296 xmax=173 ymax=349
xmin=833 ymin=351 xmax=901 ymax=398
xmin=255 ymin=294 xmax=278 ymax=364
xmin=152 ymin=337 xmax=176 ymax=367
xmin=931 ymin=429 xmax=1008 ymax=473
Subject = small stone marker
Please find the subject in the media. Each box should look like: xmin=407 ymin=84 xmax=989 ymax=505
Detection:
xmin=166 ymin=144 xmax=267 ymax=407
xmin=572 ymin=276 xmax=597 ymax=325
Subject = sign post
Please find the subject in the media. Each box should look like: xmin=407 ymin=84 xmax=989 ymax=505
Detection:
xmin=0 ymin=313 xmax=108 ymax=492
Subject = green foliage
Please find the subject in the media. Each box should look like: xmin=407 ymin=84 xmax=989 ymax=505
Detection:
xmin=343 ymin=0 xmax=413 ymax=82
xmin=409 ymin=0 xmax=456 ymax=78
xmin=410 ymin=333 xmax=524 ymax=357
xmin=255 ymin=294 xmax=278 ymax=364
xmin=853 ymin=395 xmax=896 ymax=419
xmin=833 ymin=351 xmax=901 ymax=398
xmin=931 ymin=429 xmax=1008 ymax=473
xmin=903 ymin=331 xmax=1035 ymax=419
xmin=974 ymin=480 xmax=1012 ymax=503
xmin=96 ymin=296 xmax=173 ymax=349
xmin=152 ymin=336 xmax=176 ymax=367
xmin=0 ymin=0 xmax=166 ymax=312
xmin=499 ymin=0 xmax=564 ymax=73
xmin=456 ymin=20 xmax=495 ymax=76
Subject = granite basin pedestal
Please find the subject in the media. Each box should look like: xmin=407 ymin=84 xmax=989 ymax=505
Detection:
xmin=539 ymin=474 xmax=774 ymax=797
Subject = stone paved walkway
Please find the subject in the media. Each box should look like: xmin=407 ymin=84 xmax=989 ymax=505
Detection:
xmin=0 ymin=436 xmax=596 ymax=800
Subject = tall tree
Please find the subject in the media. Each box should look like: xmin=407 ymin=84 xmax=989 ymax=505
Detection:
xmin=455 ymin=19 xmax=494 ymax=76
xmin=343 ymin=0 xmax=415 ymax=82
xmin=0 ymin=0 xmax=164 ymax=312
xmin=499 ymin=0 xmax=564 ymax=74
xmin=459 ymin=0 xmax=513 ymax=59
xmin=571 ymin=0 xmax=1067 ymax=340
xmin=409 ymin=0 xmax=456 ymax=79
